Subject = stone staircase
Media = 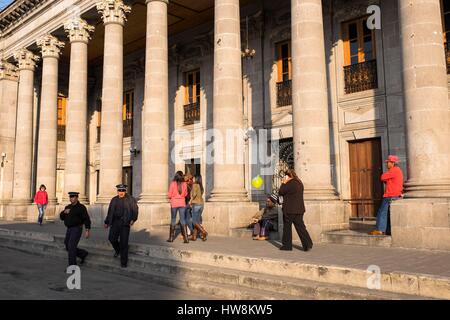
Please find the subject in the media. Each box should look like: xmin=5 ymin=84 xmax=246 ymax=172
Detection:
xmin=0 ymin=227 xmax=448 ymax=300
xmin=322 ymin=220 xmax=392 ymax=248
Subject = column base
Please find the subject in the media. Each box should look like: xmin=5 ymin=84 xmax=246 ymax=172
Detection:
xmin=390 ymin=198 xmax=450 ymax=251
xmin=60 ymin=195 xmax=89 ymax=205
xmin=404 ymin=180 xmax=450 ymax=198
xmin=86 ymin=202 xmax=172 ymax=230
xmin=0 ymin=200 xmax=57 ymax=222
xmin=96 ymin=194 xmax=115 ymax=204
xmin=203 ymin=201 xmax=260 ymax=236
xmin=278 ymin=200 xmax=348 ymax=243
xmin=303 ymin=186 xmax=339 ymax=201
xmin=208 ymin=189 xmax=250 ymax=203
xmin=139 ymin=193 xmax=168 ymax=204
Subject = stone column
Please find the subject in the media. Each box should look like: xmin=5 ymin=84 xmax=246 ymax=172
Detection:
xmin=0 ymin=61 xmax=19 ymax=206
xmin=209 ymin=0 xmax=248 ymax=202
xmin=36 ymin=35 xmax=64 ymax=205
xmin=140 ymin=0 xmax=169 ymax=203
xmin=12 ymin=49 xmax=40 ymax=204
xmin=64 ymin=18 xmax=95 ymax=203
xmin=291 ymin=0 xmax=336 ymax=199
xmin=96 ymin=0 xmax=131 ymax=202
xmin=399 ymin=0 xmax=450 ymax=197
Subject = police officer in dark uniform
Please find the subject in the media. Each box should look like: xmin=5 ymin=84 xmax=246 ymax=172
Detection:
xmin=104 ymin=184 xmax=139 ymax=268
xmin=60 ymin=192 xmax=91 ymax=267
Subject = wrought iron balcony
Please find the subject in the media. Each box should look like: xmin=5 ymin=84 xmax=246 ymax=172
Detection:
xmin=123 ymin=118 xmax=133 ymax=138
xmin=276 ymin=80 xmax=292 ymax=107
xmin=184 ymin=102 xmax=200 ymax=125
xmin=57 ymin=125 xmax=65 ymax=142
xmin=344 ymin=59 xmax=378 ymax=94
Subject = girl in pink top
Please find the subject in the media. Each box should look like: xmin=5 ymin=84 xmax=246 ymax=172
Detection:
xmin=167 ymin=171 xmax=189 ymax=243
xmin=34 ymin=184 xmax=48 ymax=225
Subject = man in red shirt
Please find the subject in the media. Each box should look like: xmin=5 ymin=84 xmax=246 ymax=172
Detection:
xmin=369 ymin=155 xmax=404 ymax=236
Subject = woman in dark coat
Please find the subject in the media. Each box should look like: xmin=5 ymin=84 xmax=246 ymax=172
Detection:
xmin=278 ymin=168 xmax=313 ymax=251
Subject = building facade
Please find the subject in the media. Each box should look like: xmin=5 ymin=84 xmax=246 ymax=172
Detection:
xmin=0 ymin=0 xmax=449 ymax=250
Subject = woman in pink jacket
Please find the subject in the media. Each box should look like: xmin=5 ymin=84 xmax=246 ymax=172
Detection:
xmin=167 ymin=171 xmax=189 ymax=243
xmin=34 ymin=184 xmax=48 ymax=226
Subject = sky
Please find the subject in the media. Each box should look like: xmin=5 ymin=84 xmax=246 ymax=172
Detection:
xmin=0 ymin=0 xmax=14 ymax=12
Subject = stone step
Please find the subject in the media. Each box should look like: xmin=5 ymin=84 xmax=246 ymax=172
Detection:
xmin=322 ymin=229 xmax=392 ymax=248
xmin=229 ymin=227 xmax=280 ymax=240
xmin=0 ymin=233 xmax=427 ymax=300
xmin=349 ymin=220 xmax=377 ymax=233
xmin=0 ymin=228 xmax=449 ymax=299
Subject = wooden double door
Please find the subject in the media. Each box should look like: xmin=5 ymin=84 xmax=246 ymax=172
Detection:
xmin=349 ymin=138 xmax=384 ymax=219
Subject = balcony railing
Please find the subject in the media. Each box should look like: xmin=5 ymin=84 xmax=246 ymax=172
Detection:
xmin=57 ymin=125 xmax=65 ymax=142
xmin=276 ymin=80 xmax=292 ymax=107
xmin=446 ymin=42 xmax=450 ymax=74
xmin=184 ymin=102 xmax=200 ymax=125
xmin=123 ymin=119 xmax=133 ymax=138
xmin=344 ymin=59 xmax=378 ymax=94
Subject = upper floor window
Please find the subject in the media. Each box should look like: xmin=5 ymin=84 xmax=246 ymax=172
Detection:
xmin=276 ymin=41 xmax=292 ymax=107
xmin=184 ymin=70 xmax=201 ymax=125
xmin=342 ymin=17 xmax=378 ymax=94
xmin=123 ymin=90 xmax=134 ymax=138
xmin=57 ymin=95 xmax=66 ymax=142
xmin=96 ymin=98 xmax=101 ymax=143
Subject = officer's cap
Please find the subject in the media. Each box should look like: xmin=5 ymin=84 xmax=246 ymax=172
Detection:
xmin=116 ymin=184 xmax=128 ymax=191
xmin=68 ymin=192 xmax=80 ymax=197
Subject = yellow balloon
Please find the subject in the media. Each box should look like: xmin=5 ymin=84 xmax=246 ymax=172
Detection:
xmin=251 ymin=175 xmax=264 ymax=189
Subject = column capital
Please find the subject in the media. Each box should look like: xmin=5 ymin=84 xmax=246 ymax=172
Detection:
xmin=13 ymin=49 xmax=40 ymax=71
xmin=146 ymin=0 xmax=169 ymax=4
xmin=37 ymin=34 xmax=65 ymax=59
xmin=0 ymin=60 xmax=19 ymax=81
xmin=64 ymin=18 xmax=95 ymax=44
xmin=96 ymin=0 xmax=131 ymax=26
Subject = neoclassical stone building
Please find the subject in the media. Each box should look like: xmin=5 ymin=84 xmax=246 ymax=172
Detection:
xmin=0 ymin=0 xmax=449 ymax=250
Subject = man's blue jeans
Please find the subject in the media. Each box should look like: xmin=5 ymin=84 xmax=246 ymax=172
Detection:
xmin=171 ymin=207 xmax=187 ymax=225
xmin=375 ymin=197 xmax=400 ymax=233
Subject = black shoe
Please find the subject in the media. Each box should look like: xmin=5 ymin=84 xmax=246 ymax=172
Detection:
xmin=303 ymin=247 xmax=312 ymax=252
xmin=80 ymin=252 xmax=88 ymax=264
xmin=114 ymin=251 xmax=120 ymax=258
xmin=121 ymin=264 xmax=127 ymax=268
xmin=279 ymin=246 xmax=292 ymax=251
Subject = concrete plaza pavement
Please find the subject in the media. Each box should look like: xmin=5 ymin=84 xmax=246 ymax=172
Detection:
xmin=0 ymin=246 xmax=211 ymax=300
xmin=1 ymin=221 xmax=450 ymax=279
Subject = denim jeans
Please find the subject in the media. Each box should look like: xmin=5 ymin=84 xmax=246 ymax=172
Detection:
xmin=376 ymin=197 xmax=400 ymax=233
xmin=191 ymin=204 xmax=204 ymax=225
xmin=171 ymin=207 xmax=187 ymax=225
xmin=37 ymin=205 xmax=46 ymax=224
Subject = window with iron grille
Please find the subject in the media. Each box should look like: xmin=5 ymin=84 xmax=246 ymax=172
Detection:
xmin=57 ymin=95 xmax=66 ymax=142
xmin=184 ymin=70 xmax=200 ymax=125
xmin=123 ymin=90 xmax=134 ymax=138
xmin=342 ymin=17 xmax=378 ymax=94
xmin=276 ymin=41 xmax=292 ymax=107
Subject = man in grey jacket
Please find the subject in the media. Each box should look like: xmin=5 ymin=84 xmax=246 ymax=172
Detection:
xmin=104 ymin=184 xmax=138 ymax=268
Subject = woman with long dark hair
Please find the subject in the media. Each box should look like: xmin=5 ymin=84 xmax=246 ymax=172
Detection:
xmin=189 ymin=174 xmax=208 ymax=241
xmin=167 ymin=171 xmax=189 ymax=243
xmin=278 ymin=168 xmax=313 ymax=251
xmin=34 ymin=184 xmax=48 ymax=226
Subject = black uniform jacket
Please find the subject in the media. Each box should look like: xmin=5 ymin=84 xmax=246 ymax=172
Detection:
xmin=104 ymin=194 xmax=139 ymax=226
xmin=60 ymin=202 xmax=91 ymax=229
xmin=278 ymin=179 xmax=306 ymax=215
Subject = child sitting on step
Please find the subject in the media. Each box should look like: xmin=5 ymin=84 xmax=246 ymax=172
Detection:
xmin=251 ymin=194 xmax=279 ymax=241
